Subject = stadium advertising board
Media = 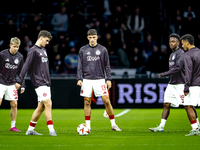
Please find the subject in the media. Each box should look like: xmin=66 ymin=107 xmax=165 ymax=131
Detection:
xmin=1 ymin=79 xmax=168 ymax=109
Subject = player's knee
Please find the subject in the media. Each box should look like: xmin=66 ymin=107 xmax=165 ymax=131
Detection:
xmin=184 ymin=105 xmax=192 ymax=110
xmin=102 ymin=97 xmax=110 ymax=106
xmin=44 ymin=100 xmax=52 ymax=109
xmin=84 ymin=98 xmax=91 ymax=106
xmin=163 ymin=103 xmax=170 ymax=109
xmin=10 ymin=101 xmax=17 ymax=109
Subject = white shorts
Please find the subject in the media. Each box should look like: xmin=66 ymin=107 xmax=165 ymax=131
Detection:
xmin=164 ymin=84 xmax=184 ymax=107
xmin=0 ymin=84 xmax=18 ymax=100
xmin=184 ymin=86 xmax=200 ymax=106
xmin=80 ymin=79 xmax=108 ymax=97
xmin=35 ymin=86 xmax=51 ymax=102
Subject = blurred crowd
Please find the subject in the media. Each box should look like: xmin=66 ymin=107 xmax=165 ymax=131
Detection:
xmin=0 ymin=0 xmax=200 ymax=75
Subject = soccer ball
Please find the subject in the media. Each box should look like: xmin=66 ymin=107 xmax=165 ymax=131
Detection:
xmin=77 ymin=123 xmax=90 ymax=136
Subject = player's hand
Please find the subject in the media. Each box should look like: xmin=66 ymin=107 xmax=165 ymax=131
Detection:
xmin=158 ymin=74 xmax=161 ymax=78
xmin=106 ymin=80 xmax=112 ymax=90
xmin=77 ymin=80 xmax=83 ymax=86
xmin=20 ymin=88 xmax=25 ymax=94
xmin=15 ymin=83 xmax=21 ymax=90
xmin=184 ymin=92 xmax=189 ymax=96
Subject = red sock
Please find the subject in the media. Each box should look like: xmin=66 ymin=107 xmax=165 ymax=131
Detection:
xmin=109 ymin=115 xmax=115 ymax=120
xmin=47 ymin=120 xmax=53 ymax=125
xmin=29 ymin=122 xmax=36 ymax=127
xmin=85 ymin=116 xmax=90 ymax=120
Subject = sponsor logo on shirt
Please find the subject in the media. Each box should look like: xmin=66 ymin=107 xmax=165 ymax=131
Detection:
xmin=41 ymin=57 xmax=48 ymax=62
xmin=87 ymin=52 xmax=90 ymax=55
xmin=87 ymin=56 xmax=100 ymax=61
xmin=5 ymin=63 xmax=18 ymax=69
xmin=5 ymin=58 xmax=9 ymax=62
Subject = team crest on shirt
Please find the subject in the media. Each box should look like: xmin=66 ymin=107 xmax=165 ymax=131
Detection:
xmin=96 ymin=50 xmax=100 ymax=55
xmin=14 ymin=58 xmax=19 ymax=64
xmin=172 ymin=54 xmax=176 ymax=60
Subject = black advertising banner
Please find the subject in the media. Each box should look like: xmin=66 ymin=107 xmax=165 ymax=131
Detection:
xmin=1 ymin=79 xmax=169 ymax=109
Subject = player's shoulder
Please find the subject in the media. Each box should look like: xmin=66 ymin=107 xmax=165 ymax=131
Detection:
xmin=0 ymin=49 xmax=9 ymax=54
xmin=79 ymin=44 xmax=89 ymax=52
xmin=97 ymin=44 xmax=107 ymax=52
xmin=16 ymin=51 xmax=24 ymax=58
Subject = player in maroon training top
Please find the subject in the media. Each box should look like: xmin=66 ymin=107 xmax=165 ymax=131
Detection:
xmin=15 ymin=30 xmax=57 ymax=136
xmin=0 ymin=37 xmax=25 ymax=132
xmin=77 ymin=29 xmax=121 ymax=131
xmin=181 ymin=34 xmax=200 ymax=136
xmin=149 ymin=33 xmax=187 ymax=132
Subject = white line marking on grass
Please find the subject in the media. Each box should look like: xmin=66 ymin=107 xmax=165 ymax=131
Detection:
xmin=115 ymin=109 xmax=130 ymax=117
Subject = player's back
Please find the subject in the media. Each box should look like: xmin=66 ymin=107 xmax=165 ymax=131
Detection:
xmin=185 ymin=47 xmax=200 ymax=86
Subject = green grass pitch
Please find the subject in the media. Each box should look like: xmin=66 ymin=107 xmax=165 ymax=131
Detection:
xmin=0 ymin=108 xmax=200 ymax=150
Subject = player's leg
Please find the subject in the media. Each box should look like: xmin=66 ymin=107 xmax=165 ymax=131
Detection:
xmin=80 ymin=79 xmax=93 ymax=130
xmin=184 ymin=87 xmax=200 ymax=136
xmin=43 ymin=99 xmax=56 ymax=136
xmin=149 ymin=84 xmax=180 ymax=132
xmin=0 ymin=98 xmax=2 ymax=106
xmin=191 ymin=107 xmax=199 ymax=127
xmin=84 ymin=97 xmax=91 ymax=130
xmin=185 ymin=105 xmax=198 ymax=129
xmin=0 ymin=84 xmax=7 ymax=106
xmin=101 ymin=95 xmax=121 ymax=131
xmin=26 ymin=102 xmax=44 ymax=135
xmin=149 ymin=103 xmax=170 ymax=132
xmin=5 ymin=85 xmax=20 ymax=132
xmin=9 ymin=100 xmax=21 ymax=132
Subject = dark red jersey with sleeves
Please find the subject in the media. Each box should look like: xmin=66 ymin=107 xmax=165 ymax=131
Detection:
xmin=77 ymin=44 xmax=112 ymax=81
xmin=160 ymin=48 xmax=185 ymax=84
xmin=184 ymin=47 xmax=200 ymax=92
xmin=0 ymin=49 xmax=25 ymax=87
xmin=17 ymin=45 xmax=51 ymax=88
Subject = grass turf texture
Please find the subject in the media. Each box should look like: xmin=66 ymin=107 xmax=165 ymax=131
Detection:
xmin=0 ymin=108 xmax=200 ymax=150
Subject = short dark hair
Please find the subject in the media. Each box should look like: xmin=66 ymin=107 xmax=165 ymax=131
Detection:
xmin=38 ymin=30 xmax=52 ymax=40
xmin=169 ymin=33 xmax=180 ymax=41
xmin=180 ymin=34 xmax=194 ymax=45
xmin=87 ymin=29 xmax=97 ymax=36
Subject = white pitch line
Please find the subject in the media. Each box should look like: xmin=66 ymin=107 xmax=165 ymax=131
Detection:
xmin=115 ymin=109 xmax=131 ymax=117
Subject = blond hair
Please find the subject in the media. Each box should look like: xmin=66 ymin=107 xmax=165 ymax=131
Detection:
xmin=10 ymin=37 xmax=21 ymax=45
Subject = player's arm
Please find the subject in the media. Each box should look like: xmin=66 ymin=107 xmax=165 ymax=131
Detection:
xmin=77 ymin=49 xmax=83 ymax=86
xmin=17 ymin=56 xmax=26 ymax=93
xmin=104 ymin=49 xmax=112 ymax=89
xmin=15 ymin=50 xmax=35 ymax=90
xmin=184 ymin=54 xmax=192 ymax=95
xmin=159 ymin=53 xmax=184 ymax=77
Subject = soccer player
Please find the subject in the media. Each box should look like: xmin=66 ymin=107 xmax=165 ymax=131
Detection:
xmin=181 ymin=34 xmax=200 ymax=136
xmin=0 ymin=37 xmax=25 ymax=132
xmin=15 ymin=30 xmax=57 ymax=136
xmin=77 ymin=29 xmax=122 ymax=131
xmin=149 ymin=33 xmax=186 ymax=132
